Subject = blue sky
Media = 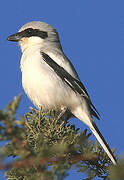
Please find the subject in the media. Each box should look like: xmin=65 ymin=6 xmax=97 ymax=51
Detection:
xmin=0 ymin=0 xmax=124 ymax=179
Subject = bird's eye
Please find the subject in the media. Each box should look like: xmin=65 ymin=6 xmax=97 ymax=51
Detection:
xmin=26 ymin=28 xmax=33 ymax=33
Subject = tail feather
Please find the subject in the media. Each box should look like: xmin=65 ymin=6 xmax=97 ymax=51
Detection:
xmin=91 ymin=121 xmax=117 ymax=165
xmin=72 ymin=107 xmax=117 ymax=165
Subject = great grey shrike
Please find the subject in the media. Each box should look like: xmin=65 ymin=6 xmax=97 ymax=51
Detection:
xmin=7 ymin=21 xmax=117 ymax=165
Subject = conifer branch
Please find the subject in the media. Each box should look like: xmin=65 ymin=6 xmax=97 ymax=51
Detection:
xmin=0 ymin=95 xmax=123 ymax=180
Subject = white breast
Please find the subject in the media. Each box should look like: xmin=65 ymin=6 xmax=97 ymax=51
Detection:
xmin=20 ymin=47 xmax=82 ymax=111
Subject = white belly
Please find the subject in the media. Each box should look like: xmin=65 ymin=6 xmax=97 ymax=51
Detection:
xmin=21 ymin=50 xmax=81 ymax=111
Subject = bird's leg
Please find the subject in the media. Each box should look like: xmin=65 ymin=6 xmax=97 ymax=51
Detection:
xmin=56 ymin=106 xmax=67 ymax=121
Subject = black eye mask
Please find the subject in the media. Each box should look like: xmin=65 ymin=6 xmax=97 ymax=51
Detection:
xmin=7 ymin=28 xmax=48 ymax=42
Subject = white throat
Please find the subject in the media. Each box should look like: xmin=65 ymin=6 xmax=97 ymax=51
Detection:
xmin=19 ymin=36 xmax=44 ymax=53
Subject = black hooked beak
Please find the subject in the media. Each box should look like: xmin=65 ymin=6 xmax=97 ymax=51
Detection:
xmin=7 ymin=31 xmax=24 ymax=42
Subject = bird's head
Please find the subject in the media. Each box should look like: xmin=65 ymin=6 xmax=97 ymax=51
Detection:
xmin=7 ymin=21 xmax=61 ymax=52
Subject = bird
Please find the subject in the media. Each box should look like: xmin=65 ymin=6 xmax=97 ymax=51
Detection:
xmin=7 ymin=21 xmax=117 ymax=165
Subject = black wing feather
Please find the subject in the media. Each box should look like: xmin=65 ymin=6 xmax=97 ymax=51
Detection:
xmin=41 ymin=52 xmax=100 ymax=120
